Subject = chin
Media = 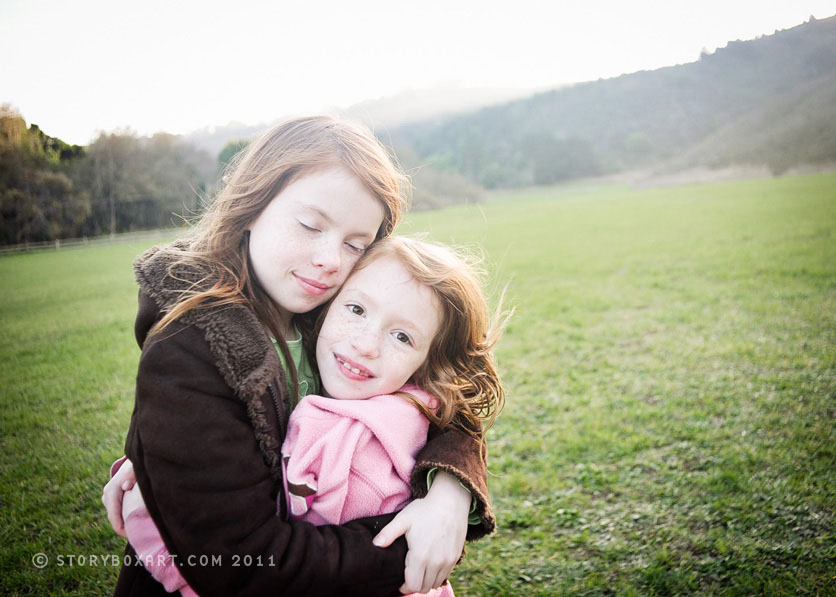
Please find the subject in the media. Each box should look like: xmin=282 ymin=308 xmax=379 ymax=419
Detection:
xmin=327 ymin=389 xmax=363 ymax=400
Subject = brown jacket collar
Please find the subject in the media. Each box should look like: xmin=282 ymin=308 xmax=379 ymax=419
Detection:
xmin=133 ymin=242 xmax=286 ymax=482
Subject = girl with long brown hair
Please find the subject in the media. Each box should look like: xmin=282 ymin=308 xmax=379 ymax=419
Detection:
xmin=102 ymin=116 xmax=495 ymax=596
xmin=117 ymin=236 xmax=507 ymax=597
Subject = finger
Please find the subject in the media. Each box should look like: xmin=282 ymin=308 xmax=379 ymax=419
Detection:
xmin=106 ymin=501 xmax=126 ymax=537
xmin=399 ymin=560 xmax=425 ymax=595
xmin=435 ymin=555 xmax=456 ymax=586
xmin=102 ymin=490 xmax=127 ymax=538
xmin=421 ymin=555 xmax=453 ymax=591
xmin=418 ymin=567 xmax=437 ymax=595
xmin=431 ymin=568 xmax=449 ymax=591
xmin=119 ymin=461 xmax=136 ymax=487
xmin=373 ymin=517 xmax=408 ymax=548
xmin=424 ymin=564 xmax=445 ymax=594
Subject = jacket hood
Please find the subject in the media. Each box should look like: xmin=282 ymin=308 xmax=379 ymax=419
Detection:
xmin=133 ymin=241 xmax=286 ymax=481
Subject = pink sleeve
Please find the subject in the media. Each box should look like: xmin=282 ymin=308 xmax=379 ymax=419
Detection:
xmin=282 ymin=401 xmax=368 ymax=524
xmin=403 ymin=581 xmax=455 ymax=597
xmin=110 ymin=455 xmax=127 ymax=477
xmin=112 ymin=456 xmax=192 ymax=593
xmin=123 ymin=494 xmax=196 ymax=596
xmin=281 ymin=402 xmax=330 ymax=522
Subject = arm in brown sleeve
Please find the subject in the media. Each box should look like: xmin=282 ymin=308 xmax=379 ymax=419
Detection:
xmin=411 ymin=420 xmax=495 ymax=541
xmin=127 ymin=322 xmax=406 ymax=597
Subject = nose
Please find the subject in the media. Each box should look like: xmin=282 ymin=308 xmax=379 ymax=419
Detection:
xmin=313 ymin=237 xmax=341 ymax=273
xmin=350 ymin=328 xmax=379 ymax=359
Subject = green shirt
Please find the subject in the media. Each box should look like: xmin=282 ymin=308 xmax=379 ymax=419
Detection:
xmin=271 ymin=327 xmax=318 ymax=407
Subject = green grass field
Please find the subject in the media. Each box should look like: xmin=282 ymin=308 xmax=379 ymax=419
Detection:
xmin=1 ymin=173 xmax=834 ymax=595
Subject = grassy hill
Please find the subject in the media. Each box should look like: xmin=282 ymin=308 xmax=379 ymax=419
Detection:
xmin=392 ymin=15 xmax=836 ymax=188
xmin=665 ymin=72 xmax=836 ymax=175
xmin=2 ymin=172 xmax=834 ymax=595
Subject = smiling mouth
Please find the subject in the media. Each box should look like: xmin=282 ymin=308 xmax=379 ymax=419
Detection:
xmin=335 ymin=353 xmax=374 ymax=378
xmin=294 ymin=274 xmax=330 ymax=296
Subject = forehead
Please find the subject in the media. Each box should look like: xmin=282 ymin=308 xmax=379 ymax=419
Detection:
xmin=341 ymin=255 xmax=439 ymax=315
xmin=278 ymin=168 xmax=384 ymax=224
xmin=345 ymin=255 xmax=412 ymax=288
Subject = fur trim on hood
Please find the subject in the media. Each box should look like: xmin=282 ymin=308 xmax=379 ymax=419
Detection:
xmin=133 ymin=241 xmax=286 ymax=482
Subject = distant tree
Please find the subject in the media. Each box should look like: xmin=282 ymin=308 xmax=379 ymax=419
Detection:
xmin=78 ymin=131 xmax=216 ymax=236
xmin=82 ymin=132 xmax=141 ymax=237
xmin=0 ymin=107 xmax=89 ymax=244
xmin=1 ymin=107 xmax=218 ymax=245
xmin=521 ymin=133 xmax=601 ymax=185
xmin=0 ymin=105 xmax=27 ymax=145
xmin=389 ymin=141 xmax=485 ymax=208
xmin=142 ymin=133 xmax=216 ymax=224
xmin=218 ymin=139 xmax=251 ymax=169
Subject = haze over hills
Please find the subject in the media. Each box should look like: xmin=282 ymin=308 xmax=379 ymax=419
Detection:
xmin=7 ymin=15 xmax=835 ymax=244
xmin=388 ymin=14 xmax=836 ymax=188
xmin=338 ymin=84 xmax=542 ymax=129
xmin=184 ymin=84 xmax=539 ymax=159
xmin=184 ymin=14 xmax=836 ymax=195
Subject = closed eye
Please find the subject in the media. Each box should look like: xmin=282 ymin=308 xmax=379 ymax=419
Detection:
xmin=345 ymin=241 xmax=366 ymax=255
xmin=298 ymin=220 xmax=320 ymax=232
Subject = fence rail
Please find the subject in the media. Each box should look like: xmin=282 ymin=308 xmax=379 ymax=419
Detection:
xmin=0 ymin=229 xmax=179 ymax=256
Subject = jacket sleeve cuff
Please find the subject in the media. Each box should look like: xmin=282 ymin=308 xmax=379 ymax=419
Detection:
xmin=425 ymin=467 xmax=481 ymax=526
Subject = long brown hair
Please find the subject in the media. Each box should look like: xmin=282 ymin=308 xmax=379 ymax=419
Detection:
xmin=147 ymin=116 xmax=410 ymax=391
xmin=352 ymin=236 xmax=509 ymax=436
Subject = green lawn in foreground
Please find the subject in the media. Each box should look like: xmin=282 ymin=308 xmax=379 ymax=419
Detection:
xmin=1 ymin=173 xmax=835 ymax=595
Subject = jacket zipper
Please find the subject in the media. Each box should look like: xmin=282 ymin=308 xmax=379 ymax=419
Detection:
xmin=267 ymin=382 xmax=288 ymax=519
xmin=267 ymin=381 xmax=287 ymax=439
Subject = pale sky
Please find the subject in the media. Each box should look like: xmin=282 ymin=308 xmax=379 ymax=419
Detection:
xmin=2 ymin=0 xmax=834 ymax=145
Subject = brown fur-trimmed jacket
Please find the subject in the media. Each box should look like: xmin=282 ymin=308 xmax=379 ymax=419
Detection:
xmin=114 ymin=243 xmax=494 ymax=597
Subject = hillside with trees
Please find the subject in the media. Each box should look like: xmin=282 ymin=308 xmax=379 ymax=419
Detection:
xmin=0 ymin=106 xmax=215 ymax=246
xmin=3 ymin=16 xmax=834 ymax=245
xmin=390 ymin=15 xmax=836 ymax=187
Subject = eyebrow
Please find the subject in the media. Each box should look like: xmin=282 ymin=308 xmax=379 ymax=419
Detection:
xmin=304 ymin=205 xmax=376 ymax=243
xmin=305 ymin=205 xmax=335 ymax=225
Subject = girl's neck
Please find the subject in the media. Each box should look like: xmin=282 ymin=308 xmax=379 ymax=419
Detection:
xmin=276 ymin=315 xmax=298 ymax=341
xmin=284 ymin=324 xmax=299 ymax=342
xmin=271 ymin=302 xmax=297 ymax=340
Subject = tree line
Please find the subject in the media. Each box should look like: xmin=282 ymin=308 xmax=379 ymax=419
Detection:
xmin=1 ymin=105 xmax=485 ymax=246
xmin=7 ymin=16 xmax=832 ymax=245
xmin=0 ymin=106 xmax=219 ymax=246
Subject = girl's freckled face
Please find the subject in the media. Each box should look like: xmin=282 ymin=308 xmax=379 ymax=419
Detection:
xmin=247 ymin=167 xmax=384 ymax=330
xmin=316 ymin=256 xmax=442 ymax=400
